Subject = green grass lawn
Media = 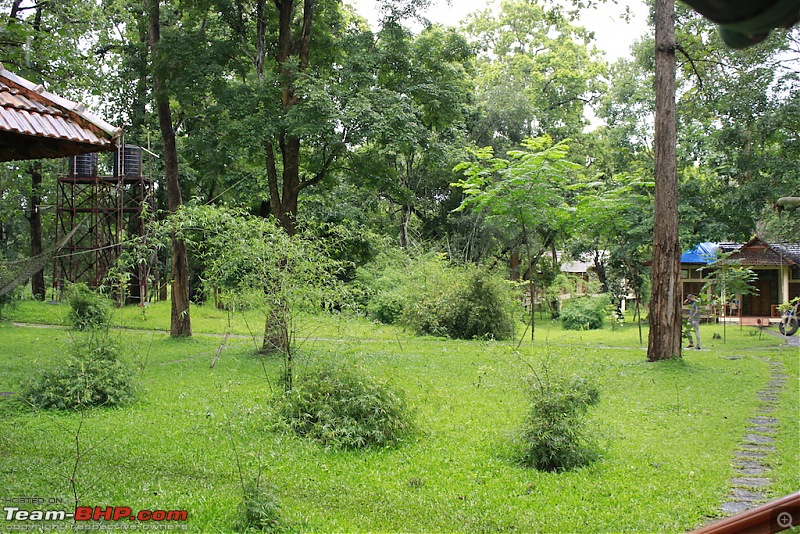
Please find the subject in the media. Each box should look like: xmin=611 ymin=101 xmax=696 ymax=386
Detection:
xmin=0 ymin=301 xmax=797 ymax=532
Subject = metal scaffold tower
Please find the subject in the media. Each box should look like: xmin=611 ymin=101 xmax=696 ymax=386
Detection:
xmin=53 ymin=145 xmax=158 ymax=304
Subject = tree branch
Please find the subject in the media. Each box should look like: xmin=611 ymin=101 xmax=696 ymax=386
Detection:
xmin=675 ymin=44 xmax=703 ymax=88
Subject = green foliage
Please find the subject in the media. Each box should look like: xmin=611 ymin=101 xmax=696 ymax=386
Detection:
xmin=277 ymin=363 xmax=413 ymax=449
xmin=448 ymin=268 xmax=517 ymax=340
xmin=355 ymin=247 xmax=411 ymax=324
xmin=397 ymin=254 xmax=462 ymax=337
xmin=0 ymin=289 xmax=19 ymax=320
xmin=238 ymin=481 xmax=282 ymax=532
xmin=701 ymin=255 xmax=758 ymax=313
xmin=396 ymin=256 xmax=517 ymax=340
xmin=65 ymin=283 xmax=112 ymax=331
xmin=519 ymin=374 xmax=601 ymax=472
xmin=149 ymin=205 xmax=349 ymax=358
xmin=367 ymin=291 xmax=406 ymax=325
xmin=452 ymin=137 xmax=580 ymax=232
xmin=463 ymin=1 xmax=606 ymax=147
xmin=453 ymin=136 xmax=582 ymax=339
xmin=22 ymin=335 xmax=138 ymax=410
xmin=560 ymin=296 xmax=608 ymax=331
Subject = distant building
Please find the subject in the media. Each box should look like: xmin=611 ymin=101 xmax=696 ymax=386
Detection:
xmin=680 ymin=239 xmax=800 ymax=323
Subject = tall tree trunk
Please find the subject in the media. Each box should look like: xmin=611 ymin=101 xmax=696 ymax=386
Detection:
xmin=274 ymin=133 xmax=300 ymax=236
xmin=264 ymin=0 xmax=315 ymax=236
xmin=647 ymin=0 xmax=681 ymax=361
xmin=509 ymin=248 xmax=521 ymax=281
xmin=593 ymin=250 xmax=608 ymax=293
xmin=148 ymin=0 xmax=191 ymax=337
xmin=261 ymin=299 xmax=289 ymax=356
xmin=28 ymin=162 xmax=45 ymax=300
xmin=399 ymin=205 xmax=411 ymax=249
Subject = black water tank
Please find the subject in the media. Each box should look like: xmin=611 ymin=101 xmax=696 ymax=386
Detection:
xmin=115 ymin=145 xmax=143 ymax=177
xmin=69 ymin=153 xmax=98 ymax=178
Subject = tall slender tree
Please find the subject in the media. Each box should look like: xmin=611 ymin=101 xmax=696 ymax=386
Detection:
xmin=147 ymin=0 xmax=191 ymax=336
xmin=453 ymin=137 xmax=580 ymax=340
xmin=648 ymin=0 xmax=681 ymax=361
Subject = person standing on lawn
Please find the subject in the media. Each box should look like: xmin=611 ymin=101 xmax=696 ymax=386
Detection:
xmin=684 ymin=293 xmax=701 ymax=350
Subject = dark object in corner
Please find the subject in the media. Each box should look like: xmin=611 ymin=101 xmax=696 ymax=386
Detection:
xmin=678 ymin=0 xmax=800 ymax=48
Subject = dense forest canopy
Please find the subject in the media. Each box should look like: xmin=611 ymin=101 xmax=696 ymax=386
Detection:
xmin=1 ymin=0 xmax=798 ymax=299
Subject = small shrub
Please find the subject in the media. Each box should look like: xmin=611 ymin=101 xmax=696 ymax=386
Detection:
xmin=367 ymin=291 xmax=406 ymax=325
xmin=0 ymin=289 xmax=19 ymax=320
xmin=360 ymin=253 xmax=517 ymax=339
xmin=519 ymin=375 xmax=601 ymax=472
xmin=448 ymin=269 xmax=516 ymax=340
xmin=561 ymin=296 xmax=607 ymax=331
xmin=403 ymin=263 xmax=516 ymax=340
xmin=66 ymin=283 xmax=111 ymax=330
xmin=277 ymin=363 xmax=413 ymax=448
xmin=23 ymin=335 xmax=138 ymax=410
xmin=238 ymin=481 xmax=281 ymax=532
xmin=396 ymin=255 xmax=460 ymax=337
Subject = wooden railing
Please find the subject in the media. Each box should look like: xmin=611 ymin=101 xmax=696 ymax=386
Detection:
xmin=691 ymin=492 xmax=800 ymax=534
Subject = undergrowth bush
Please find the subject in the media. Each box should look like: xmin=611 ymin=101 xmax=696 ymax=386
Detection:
xmin=400 ymin=258 xmax=517 ymax=340
xmin=0 ymin=289 xmax=19 ymax=320
xmin=66 ymin=283 xmax=112 ymax=330
xmin=449 ymin=270 xmax=517 ymax=340
xmin=519 ymin=374 xmax=601 ymax=472
xmin=238 ymin=481 xmax=282 ymax=532
xmin=560 ymin=296 xmax=608 ymax=331
xmin=359 ymin=253 xmax=517 ymax=339
xmin=277 ymin=362 xmax=413 ymax=448
xmin=23 ymin=335 xmax=138 ymax=410
xmin=367 ymin=291 xmax=406 ymax=325
xmin=357 ymin=248 xmax=415 ymax=325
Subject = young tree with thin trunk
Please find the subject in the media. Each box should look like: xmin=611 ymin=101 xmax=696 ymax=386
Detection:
xmin=453 ymin=137 xmax=579 ymax=342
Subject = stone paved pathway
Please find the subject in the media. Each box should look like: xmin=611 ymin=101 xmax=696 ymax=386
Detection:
xmin=765 ymin=329 xmax=800 ymax=347
xmin=719 ymin=358 xmax=787 ymax=515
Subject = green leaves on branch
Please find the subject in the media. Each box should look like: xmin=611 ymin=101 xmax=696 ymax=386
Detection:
xmin=452 ymin=136 xmax=580 ymax=233
xmin=451 ymin=136 xmax=581 ymax=288
xmin=463 ymin=0 xmax=606 ymax=147
xmin=153 ymin=205 xmax=349 ymax=315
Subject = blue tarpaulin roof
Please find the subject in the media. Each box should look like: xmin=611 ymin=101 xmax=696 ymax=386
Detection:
xmin=681 ymin=242 xmax=720 ymax=264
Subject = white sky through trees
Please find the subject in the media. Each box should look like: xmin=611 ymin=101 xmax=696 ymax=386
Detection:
xmin=348 ymin=0 xmax=650 ymax=62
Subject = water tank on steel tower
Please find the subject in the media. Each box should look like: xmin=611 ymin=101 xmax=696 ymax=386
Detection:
xmin=115 ymin=145 xmax=143 ymax=177
xmin=68 ymin=152 xmax=98 ymax=178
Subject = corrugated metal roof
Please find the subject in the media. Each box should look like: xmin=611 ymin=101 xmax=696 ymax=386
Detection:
xmin=0 ymin=63 xmax=121 ymax=161
xmin=725 ymin=237 xmax=800 ymax=267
